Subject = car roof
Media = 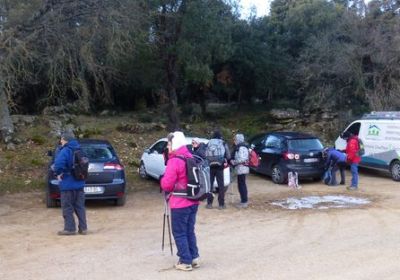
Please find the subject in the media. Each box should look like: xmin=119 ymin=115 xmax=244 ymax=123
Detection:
xmin=77 ymin=139 xmax=112 ymax=145
xmin=255 ymin=132 xmax=319 ymax=140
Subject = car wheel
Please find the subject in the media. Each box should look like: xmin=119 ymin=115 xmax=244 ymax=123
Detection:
xmin=271 ymin=165 xmax=285 ymax=184
xmin=139 ymin=161 xmax=149 ymax=179
xmin=46 ymin=190 xmax=58 ymax=208
xmin=390 ymin=160 xmax=400 ymax=181
xmin=115 ymin=194 xmax=126 ymax=206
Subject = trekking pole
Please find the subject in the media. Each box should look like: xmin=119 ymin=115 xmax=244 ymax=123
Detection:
xmin=166 ymin=202 xmax=173 ymax=256
xmin=162 ymin=197 xmax=173 ymax=256
xmin=162 ymin=202 xmax=166 ymax=252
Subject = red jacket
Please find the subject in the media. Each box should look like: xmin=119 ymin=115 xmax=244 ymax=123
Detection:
xmin=160 ymin=145 xmax=199 ymax=209
xmin=346 ymin=135 xmax=361 ymax=164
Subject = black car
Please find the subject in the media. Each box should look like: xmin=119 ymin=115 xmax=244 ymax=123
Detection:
xmin=46 ymin=139 xmax=126 ymax=207
xmin=249 ymin=132 xmax=324 ymax=184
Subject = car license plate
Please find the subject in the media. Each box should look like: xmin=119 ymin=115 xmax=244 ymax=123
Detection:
xmin=84 ymin=186 xmax=104 ymax=194
xmin=304 ymin=158 xmax=319 ymax=163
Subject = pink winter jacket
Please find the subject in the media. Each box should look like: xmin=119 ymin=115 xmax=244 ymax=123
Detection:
xmin=160 ymin=146 xmax=200 ymax=209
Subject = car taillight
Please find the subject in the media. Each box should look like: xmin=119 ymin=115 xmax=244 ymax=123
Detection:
xmin=283 ymin=152 xmax=300 ymax=160
xmin=50 ymin=193 xmax=60 ymax=199
xmin=104 ymin=163 xmax=124 ymax=170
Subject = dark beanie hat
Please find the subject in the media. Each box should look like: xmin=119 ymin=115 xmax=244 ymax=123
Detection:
xmin=61 ymin=131 xmax=75 ymax=142
xmin=212 ymin=130 xmax=222 ymax=139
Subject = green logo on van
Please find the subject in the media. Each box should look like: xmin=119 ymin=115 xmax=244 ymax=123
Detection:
xmin=368 ymin=125 xmax=380 ymax=136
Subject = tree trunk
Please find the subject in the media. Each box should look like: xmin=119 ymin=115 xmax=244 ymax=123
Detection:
xmin=0 ymin=83 xmax=14 ymax=143
xmin=166 ymin=55 xmax=180 ymax=131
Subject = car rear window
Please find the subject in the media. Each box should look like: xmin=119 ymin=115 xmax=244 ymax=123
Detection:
xmin=81 ymin=145 xmax=115 ymax=161
xmin=287 ymin=138 xmax=323 ymax=151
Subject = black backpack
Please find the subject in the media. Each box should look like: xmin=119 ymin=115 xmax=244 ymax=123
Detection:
xmin=357 ymin=138 xmax=365 ymax=157
xmin=173 ymin=155 xmax=211 ymax=201
xmin=71 ymin=149 xmax=89 ymax=180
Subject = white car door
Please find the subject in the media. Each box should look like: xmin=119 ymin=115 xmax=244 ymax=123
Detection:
xmin=145 ymin=140 xmax=167 ymax=179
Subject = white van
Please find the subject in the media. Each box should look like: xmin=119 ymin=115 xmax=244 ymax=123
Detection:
xmin=334 ymin=111 xmax=400 ymax=181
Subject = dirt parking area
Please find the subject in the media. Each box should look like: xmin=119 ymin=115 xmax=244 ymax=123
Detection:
xmin=1 ymin=169 xmax=400 ymax=280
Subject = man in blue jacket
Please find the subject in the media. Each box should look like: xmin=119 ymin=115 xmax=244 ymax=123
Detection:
xmin=324 ymin=147 xmax=347 ymax=186
xmin=54 ymin=131 xmax=87 ymax=235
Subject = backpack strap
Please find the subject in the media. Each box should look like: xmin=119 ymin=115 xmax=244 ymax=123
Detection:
xmin=171 ymin=155 xmax=188 ymax=197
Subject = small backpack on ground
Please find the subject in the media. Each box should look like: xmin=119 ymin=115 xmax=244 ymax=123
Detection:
xmin=288 ymin=171 xmax=300 ymax=189
xmin=205 ymin=139 xmax=226 ymax=167
xmin=247 ymin=149 xmax=260 ymax=168
xmin=357 ymin=138 xmax=365 ymax=157
xmin=173 ymin=155 xmax=211 ymax=201
xmin=71 ymin=149 xmax=89 ymax=180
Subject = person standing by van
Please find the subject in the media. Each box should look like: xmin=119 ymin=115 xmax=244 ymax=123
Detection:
xmin=343 ymin=132 xmax=361 ymax=190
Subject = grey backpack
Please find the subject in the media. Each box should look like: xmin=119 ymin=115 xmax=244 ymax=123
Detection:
xmin=205 ymin=139 xmax=226 ymax=166
xmin=173 ymin=155 xmax=211 ymax=201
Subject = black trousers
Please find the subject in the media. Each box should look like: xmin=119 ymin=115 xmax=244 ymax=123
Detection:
xmin=237 ymin=174 xmax=248 ymax=203
xmin=207 ymin=166 xmax=225 ymax=206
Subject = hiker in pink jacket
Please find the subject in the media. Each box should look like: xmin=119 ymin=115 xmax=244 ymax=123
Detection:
xmin=160 ymin=131 xmax=200 ymax=271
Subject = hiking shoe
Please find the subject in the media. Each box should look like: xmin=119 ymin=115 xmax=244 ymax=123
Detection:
xmin=205 ymin=204 xmax=213 ymax=209
xmin=327 ymin=183 xmax=338 ymax=187
xmin=57 ymin=230 xmax=76 ymax=236
xmin=192 ymin=257 xmax=200 ymax=268
xmin=78 ymin=229 xmax=88 ymax=235
xmin=339 ymin=181 xmax=345 ymax=185
xmin=346 ymin=186 xmax=358 ymax=191
xmin=236 ymin=203 xmax=248 ymax=209
xmin=175 ymin=262 xmax=193 ymax=271
xmin=218 ymin=205 xmax=226 ymax=210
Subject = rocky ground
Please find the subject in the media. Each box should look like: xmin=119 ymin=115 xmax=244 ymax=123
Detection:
xmin=1 ymin=168 xmax=400 ymax=280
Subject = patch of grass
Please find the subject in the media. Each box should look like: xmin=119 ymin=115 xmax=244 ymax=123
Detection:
xmin=31 ymin=134 xmax=46 ymax=145
xmin=75 ymin=127 xmax=103 ymax=138
xmin=138 ymin=114 xmax=153 ymax=123
xmin=31 ymin=158 xmax=45 ymax=167
xmin=0 ymin=177 xmax=45 ymax=194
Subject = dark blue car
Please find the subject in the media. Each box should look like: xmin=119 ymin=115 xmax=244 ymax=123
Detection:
xmin=249 ymin=132 xmax=325 ymax=184
xmin=46 ymin=139 xmax=126 ymax=207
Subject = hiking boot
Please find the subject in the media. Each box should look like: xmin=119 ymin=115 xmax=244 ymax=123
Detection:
xmin=339 ymin=181 xmax=345 ymax=185
xmin=236 ymin=202 xmax=248 ymax=209
xmin=175 ymin=262 xmax=193 ymax=271
xmin=78 ymin=229 xmax=88 ymax=235
xmin=192 ymin=257 xmax=200 ymax=268
xmin=57 ymin=230 xmax=76 ymax=236
xmin=346 ymin=186 xmax=358 ymax=191
xmin=205 ymin=204 xmax=213 ymax=209
xmin=218 ymin=205 xmax=226 ymax=210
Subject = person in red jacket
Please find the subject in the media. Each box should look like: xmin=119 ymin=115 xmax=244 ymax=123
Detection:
xmin=160 ymin=131 xmax=200 ymax=271
xmin=343 ymin=132 xmax=361 ymax=190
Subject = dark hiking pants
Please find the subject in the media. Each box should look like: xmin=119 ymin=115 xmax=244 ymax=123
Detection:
xmin=61 ymin=189 xmax=87 ymax=232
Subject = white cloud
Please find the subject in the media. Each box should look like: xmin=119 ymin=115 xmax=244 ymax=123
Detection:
xmin=240 ymin=0 xmax=271 ymax=18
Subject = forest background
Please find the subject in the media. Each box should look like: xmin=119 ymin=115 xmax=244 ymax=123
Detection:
xmin=0 ymin=0 xmax=399 ymax=135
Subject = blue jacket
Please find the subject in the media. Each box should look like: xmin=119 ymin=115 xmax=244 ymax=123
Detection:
xmin=54 ymin=140 xmax=85 ymax=191
xmin=325 ymin=148 xmax=347 ymax=169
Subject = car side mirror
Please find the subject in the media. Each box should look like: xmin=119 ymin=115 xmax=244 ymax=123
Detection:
xmin=144 ymin=148 xmax=150 ymax=154
xmin=47 ymin=150 xmax=53 ymax=157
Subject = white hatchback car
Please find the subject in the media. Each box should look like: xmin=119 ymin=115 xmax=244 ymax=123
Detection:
xmin=139 ymin=137 xmax=231 ymax=187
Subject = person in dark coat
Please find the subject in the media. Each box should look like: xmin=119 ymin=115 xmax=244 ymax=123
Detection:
xmin=324 ymin=147 xmax=346 ymax=186
xmin=205 ymin=130 xmax=231 ymax=210
xmin=191 ymin=138 xmax=207 ymax=159
xmin=53 ymin=131 xmax=87 ymax=235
